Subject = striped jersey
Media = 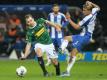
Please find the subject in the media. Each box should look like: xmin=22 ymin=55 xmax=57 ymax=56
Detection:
xmin=48 ymin=12 xmax=67 ymax=38
xmin=79 ymin=8 xmax=100 ymax=37
xmin=26 ymin=18 xmax=52 ymax=44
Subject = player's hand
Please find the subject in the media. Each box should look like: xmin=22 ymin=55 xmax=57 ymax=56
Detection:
xmin=66 ymin=12 xmax=71 ymax=20
xmin=55 ymin=24 xmax=61 ymax=32
xmin=56 ymin=27 xmax=61 ymax=32
xmin=20 ymin=56 xmax=26 ymax=60
xmin=86 ymin=1 xmax=91 ymax=4
xmin=86 ymin=1 xmax=93 ymax=6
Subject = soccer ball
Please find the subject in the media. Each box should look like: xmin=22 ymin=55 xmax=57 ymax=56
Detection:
xmin=16 ymin=66 xmax=27 ymax=77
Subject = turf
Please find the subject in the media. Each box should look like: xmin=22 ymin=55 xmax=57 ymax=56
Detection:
xmin=0 ymin=60 xmax=107 ymax=80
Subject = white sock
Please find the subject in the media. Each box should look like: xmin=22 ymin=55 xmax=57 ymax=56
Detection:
xmin=61 ymin=40 xmax=68 ymax=51
xmin=46 ymin=55 xmax=51 ymax=63
xmin=67 ymin=56 xmax=76 ymax=73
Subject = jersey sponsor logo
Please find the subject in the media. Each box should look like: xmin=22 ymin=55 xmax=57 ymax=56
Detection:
xmin=35 ymin=27 xmax=45 ymax=37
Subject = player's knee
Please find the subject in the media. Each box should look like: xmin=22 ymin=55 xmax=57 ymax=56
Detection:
xmin=35 ymin=48 xmax=42 ymax=57
xmin=70 ymin=48 xmax=78 ymax=56
xmin=64 ymin=36 xmax=71 ymax=41
xmin=51 ymin=59 xmax=58 ymax=65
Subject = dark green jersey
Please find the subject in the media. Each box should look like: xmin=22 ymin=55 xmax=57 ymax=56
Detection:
xmin=26 ymin=18 xmax=52 ymax=44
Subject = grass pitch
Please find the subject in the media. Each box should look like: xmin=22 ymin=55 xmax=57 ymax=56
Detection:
xmin=0 ymin=60 xmax=107 ymax=80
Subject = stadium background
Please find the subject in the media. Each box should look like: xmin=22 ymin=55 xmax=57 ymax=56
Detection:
xmin=0 ymin=0 xmax=107 ymax=80
xmin=0 ymin=0 xmax=107 ymax=60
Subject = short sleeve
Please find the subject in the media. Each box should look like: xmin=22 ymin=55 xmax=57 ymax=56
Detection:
xmin=26 ymin=32 xmax=32 ymax=42
xmin=38 ymin=18 xmax=46 ymax=23
xmin=79 ymin=14 xmax=93 ymax=26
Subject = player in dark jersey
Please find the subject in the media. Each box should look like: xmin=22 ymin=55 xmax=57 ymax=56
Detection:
xmin=21 ymin=14 xmax=61 ymax=76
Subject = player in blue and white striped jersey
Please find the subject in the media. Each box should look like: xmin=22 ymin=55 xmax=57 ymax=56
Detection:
xmin=45 ymin=4 xmax=68 ymax=66
xmin=60 ymin=1 xmax=100 ymax=76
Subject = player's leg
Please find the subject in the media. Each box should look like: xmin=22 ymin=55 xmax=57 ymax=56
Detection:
xmin=46 ymin=43 xmax=60 ymax=76
xmin=61 ymin=48 xmax=78 ymax=77
xmin=58 ymin=38 xmax=70 ymax=62
xmin=60 ymin=36 xmax=72 ymax=52
xmin=34 ymin=43 xmax=49 ymax=76
xmin=45 ymin=38 xmax=56 ymax=66
xmin=45 ymin=54 xmax=51 ymax=66
xmin=61 ymin=35 xmax=83 ymax=77
xmin=65 ymin=35 xmax=91 ymax=75
xmin=67 ymin=48 xmax=78 ymax=74
xmin=51 ymin=58 xmax=60 ymax=76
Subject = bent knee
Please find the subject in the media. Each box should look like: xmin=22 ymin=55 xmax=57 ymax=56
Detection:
xmin=51 ymin=59 xmax=58 ymax=65
xmin=64 ymin=36 xmax=72 ymax=41
xmin=35 ymin=48 xmax=42 ymax=57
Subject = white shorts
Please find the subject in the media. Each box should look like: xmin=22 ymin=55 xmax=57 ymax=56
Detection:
xmin=34 ymin=43 xmax=58 ymax=59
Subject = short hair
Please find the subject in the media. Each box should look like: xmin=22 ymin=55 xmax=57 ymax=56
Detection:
xmin=25 ymin=14 xmax=33 ymax=19
xmin=83 ymin=4 xmax=94 ymax=11
xmin=52 ymin=4 xmax=59 ymax=8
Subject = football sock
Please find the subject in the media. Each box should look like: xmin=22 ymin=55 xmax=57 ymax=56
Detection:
xmin=37 ymin=57 xmax=47 ymax=74
xmin=54 ymin=62 xmax=60 ymax=76
xmin=61 ymin=40 xmax=68 ymax=51
xmin=47 ymin=56 xmax=51 ymax=64
xmin=67 ymin=56 xmax=76 ymax=73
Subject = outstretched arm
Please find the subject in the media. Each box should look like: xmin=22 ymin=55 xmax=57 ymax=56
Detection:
xmin=66 ymin=12 xmax=80 ymax=30
xmin=21 ymin=42 xmax=31 ymax=59
xmin=45 ymin=20 xmax=62 ymax=31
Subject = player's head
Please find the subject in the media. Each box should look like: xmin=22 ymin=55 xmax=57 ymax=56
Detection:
xmin=52 ymin=4 xmax=60 ymax=14
xmin=25 ymin=14 xmax=35 ymax=27
xmin=83 ymin=3 xmax=94 ymax=16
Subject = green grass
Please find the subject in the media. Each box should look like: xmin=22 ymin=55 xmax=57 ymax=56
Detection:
xmin=0 ymin=60 xmax=107 ymax=80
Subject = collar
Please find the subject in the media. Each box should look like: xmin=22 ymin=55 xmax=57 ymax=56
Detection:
xmin=29 ymin=22 xmax=37 ymax=29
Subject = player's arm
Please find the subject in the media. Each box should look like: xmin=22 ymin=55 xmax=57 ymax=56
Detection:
xmin=86 ymin=1 xmax=100 ymax=10
xmin=68 ymin=19 xmax=80 ymax=30
xmin=45 ymin=20 xmax=62 ymax=31
xmin=22 ymin=42 xmax=31 ymax=59
xmin=66 ymin=12 xmax=80 ymax=30
xmin=21 ymin=33 xmax=32 ymax=59
xmin=62 ymin=14 xmax=69 ymax=28
xmin=66 ymin=12 xmax=93 ymax=29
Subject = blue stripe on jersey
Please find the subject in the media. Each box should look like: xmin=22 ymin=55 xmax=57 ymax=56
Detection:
xmin=80 ymin=12 xmax=97 ymax=34
xmin=81 ymin=13 xmax=97 ymax=27
xmin=81 ymin=17 xmax=92 ymax=27
xmin=48 ymin=12 xmax=66 ymax=38
xmin=54 ymin=16 xmax=58 ymax=38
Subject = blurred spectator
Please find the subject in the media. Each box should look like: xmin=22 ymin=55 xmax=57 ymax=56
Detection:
xmin=7 ymin=35 xmax=26 ymax=58
xmin=6 ymin=14 xmax=25 ymax=57
xmin=9 ymin=14 xmax=24 ymax=32
xmin=0 ymin=15 xmax=7 ymax=33
xmin=0 ymin=32 xmax=8 ymax=56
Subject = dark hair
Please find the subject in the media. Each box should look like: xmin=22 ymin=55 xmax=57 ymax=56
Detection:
xmin=25 ymin=14 xmax=33 ymax=19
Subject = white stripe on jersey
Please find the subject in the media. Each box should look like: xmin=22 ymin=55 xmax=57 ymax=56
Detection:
xmin=50 ymin=13 xmax=56 ymax=38
xmin=57 ymin=13 xmax=63 ymax=38
xmin=79 ymin=8 xmax=99 ymax=36
xmin=48 ymin=12 xmax=66 ymax=38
